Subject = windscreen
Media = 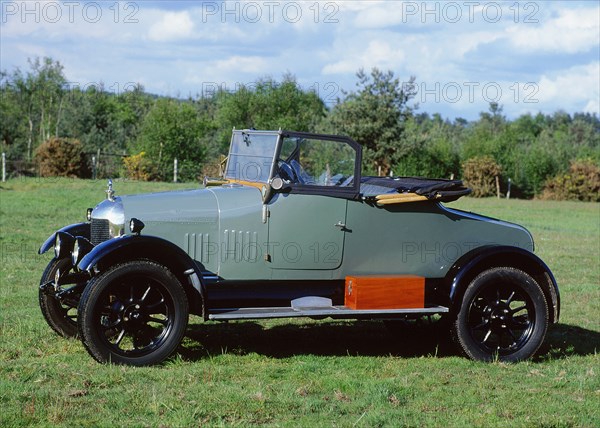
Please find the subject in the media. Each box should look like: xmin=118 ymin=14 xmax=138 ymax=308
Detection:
xmin=225 ymin=132 xmax=279 ymax=183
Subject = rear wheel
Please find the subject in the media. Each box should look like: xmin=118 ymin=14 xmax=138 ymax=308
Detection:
xmin=78 ymin=260 xmax=189 ymax=366
xmin=39 ymin=258 xmax=80 ymax=338
xmin=453 ymin=267 xmax=548 ymax=362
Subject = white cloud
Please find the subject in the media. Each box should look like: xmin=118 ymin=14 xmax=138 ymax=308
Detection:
xmin=182 ymin=55 xmax=271 ymax=90
xmin=537 ymin=62 xmax=600 ymax=112
xmin=213 ymin=55 xmax=269 ymax=74
xmin=352 ymin=5 xmax=406 ymax=29
xmin=322 ymin=38 xmax=407 ymax=75
xmin=583 ymin=98 xmax=599 ymax=115
xmin=506 ymin=7 xmax=599 ymax=54
xmin=148 ymin=11 xmax=194 ymax=42
xmin=1 ymin=1 xmax=597 ymax=119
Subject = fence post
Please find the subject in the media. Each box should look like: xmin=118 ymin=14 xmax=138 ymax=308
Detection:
xmin=92 ymin=155 xmax=97 ymax=180
xmin=2 ymin=152 xmax=5 ymax=182
xmin=96 ymin=148 xmax=101 ymax=178
xmin=506 ymin=178 xmax=511 ymax=199
xmin=174 ymin=158 xmax=178 ymax=183
xmin=496 ymin=175 xmax=501 ymax=198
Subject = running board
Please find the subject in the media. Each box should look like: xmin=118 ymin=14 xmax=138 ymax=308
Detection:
xmin=208 ymin=305 xmax=449 ymax=321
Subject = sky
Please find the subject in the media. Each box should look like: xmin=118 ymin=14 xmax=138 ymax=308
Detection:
xmin=1 ymin=0 xmax=599 ymax=120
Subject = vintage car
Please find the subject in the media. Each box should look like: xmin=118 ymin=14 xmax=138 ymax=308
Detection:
xmin=38 ymin=129 xmax=559 ymax=366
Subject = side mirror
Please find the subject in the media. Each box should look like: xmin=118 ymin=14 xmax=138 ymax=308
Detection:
xmin=270 ymin=177 xmax=291 ymax=192
xmin=262 ymin=177 xmax=291 ymax=203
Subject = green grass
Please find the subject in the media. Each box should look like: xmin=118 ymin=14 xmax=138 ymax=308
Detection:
xmin=1 ymin=178 xmax=599 ymax=427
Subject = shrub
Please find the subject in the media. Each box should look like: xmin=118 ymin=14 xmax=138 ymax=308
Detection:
xmin=462 ymin=156 xmax=502 ymax=197
xmin=541 ymin=160 xmax=600 ymax=202
xmin=122 ymin=151 xmax=157 ymax=181
xmin=515 ymin=146 xmax=559 ymax=198
xmin=34 ymin=137 xmax=90 ymax=178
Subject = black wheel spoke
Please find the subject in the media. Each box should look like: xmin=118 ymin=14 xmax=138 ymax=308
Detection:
xmin=511 ymin=316 xmax=530 ymax=327
xmin=80 ymin=260 xmax=189 ymax=365
xmin=39 ymin=258 xmax=81 ymax=338
xmin=147 ymin=298 xmax=166 ymax=311
xmin=114 ymin=329 xmax=126 ymax=346
xmin=472 ymin=320 xmax=488 ymax=331
xmin=510 ymin=305 xmax=527 ymax=315
xmin=457 ymin=268 xmax=549 ymax=362
xmin=140 ymin=285 xmax=152 ymax=302
xmin=477 ymin=295 xmax=492 ymax=308
xmin=471 ymin=300 xmax=485 ymax=314
xmin=506 ymin=328 xmax=518 ymax=343
xmin=482 ymin=329 xmax=493 ymax=344
xmin=148 ymin=316 xmax=168 ymax=325
xmin=133 ymin=324 xmax=162 ymax=349
xmin=506 ymin=291 xmax=515 ymax=305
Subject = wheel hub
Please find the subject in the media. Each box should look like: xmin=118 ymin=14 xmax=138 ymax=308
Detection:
xmin=486 ymin=301 xmax=511 ymax=330
xmin=123 ymin=304 xmax=146 ymax=327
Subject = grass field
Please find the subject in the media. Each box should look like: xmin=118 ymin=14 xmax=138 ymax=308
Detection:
xmin=1 ymin=178 xmax=599 ymax=427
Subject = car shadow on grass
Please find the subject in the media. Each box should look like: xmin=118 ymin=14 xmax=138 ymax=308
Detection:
xmin=181 ymin=320 xmax=599 ymax=362
xmin=536 ymin=323 xmax=600 ymax=361
xmin=181 ymin=319 xmax=456 ymax=360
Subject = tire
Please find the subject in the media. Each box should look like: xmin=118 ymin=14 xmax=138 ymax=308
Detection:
xmin=453 ymin=267 xmax=549 ymax=363
xmin=78 ymin=260 xmax=189 ymax=366
xmin=39 ymin=258 xmax=80 ymax=338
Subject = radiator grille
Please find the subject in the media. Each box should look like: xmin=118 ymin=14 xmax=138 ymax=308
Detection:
xmin=91 ymin=218 xmax=110 ymax=245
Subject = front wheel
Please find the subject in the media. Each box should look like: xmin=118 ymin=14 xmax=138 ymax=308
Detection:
xmin=453 ymin=267 xmax=549 ymax=363
xmin=39 ymin=258 xmax=80 ymax=338
xmin=78 ymin=260 xmax=189 ymax=366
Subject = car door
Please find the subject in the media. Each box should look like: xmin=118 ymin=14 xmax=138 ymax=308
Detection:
xmin=266 ymin=132 xmax=361 ymax=272
xmin=267 ymin=193 xmax=347 ymax=270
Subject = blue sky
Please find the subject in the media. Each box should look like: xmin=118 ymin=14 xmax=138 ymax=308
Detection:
xmin=1 ymin=1 xmax=598 ymax=120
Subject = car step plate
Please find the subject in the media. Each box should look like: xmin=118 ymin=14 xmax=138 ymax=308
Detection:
xmin=208 ymin=305 xmax=449 ymax=321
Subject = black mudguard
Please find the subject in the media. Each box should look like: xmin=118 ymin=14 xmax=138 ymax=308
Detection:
xmin=446 ymin=245 xmax=560 ymax=322
xmin=77 ymin=234 xmax=206 ymax=316
xmin=39 ymin=223 xmax=90 ymax=255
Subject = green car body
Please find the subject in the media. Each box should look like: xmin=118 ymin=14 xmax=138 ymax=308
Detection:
xmin=115 ymin=185 xmax=534 ymax=279
xmin=39 ymin=129 xmax=559 ymax=365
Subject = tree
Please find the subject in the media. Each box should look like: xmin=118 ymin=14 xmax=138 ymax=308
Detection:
xmin=326 ymin=68 xmax=417 ymax=175
xmin=133 ymin=98 xmax=209 ymax=181
xmin=9 ymin=57 xmax=67 ymax=159
xmin=61 ymin=84 xmax=153 ymax=155
xmin=215 ymin=74 xmax=326 ymax=151
xmin=394 ymin=114 xmax=461 ymax=178
xmin=0 ymin=70 xmax=28 ymax=156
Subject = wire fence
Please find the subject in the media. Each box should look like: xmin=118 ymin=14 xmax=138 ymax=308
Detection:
xmin=1 ymin=151 xmax=125 ymax=182
xmin=0 ymin=152 xmax=210 ymax=183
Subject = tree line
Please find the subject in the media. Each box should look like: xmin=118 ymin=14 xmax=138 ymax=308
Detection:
xmin=1 ymin=57 xmax=598 ymax=199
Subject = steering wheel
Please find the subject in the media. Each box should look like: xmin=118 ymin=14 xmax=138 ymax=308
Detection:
xmin=339 ymin=175 xmax=354 ymax=186
xmin=290 ymin=160 xmax=314 ymax=184
xmin=278 ymin=161 xmax=297 ymax=182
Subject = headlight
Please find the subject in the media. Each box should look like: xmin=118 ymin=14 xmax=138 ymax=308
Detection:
xmin=71 ymin=236 xmax=94 ymax=268
xmin=129 ymin=218 xmax=145 ymax=235
xmin=54 ymin=232 xmax=74 ymax=259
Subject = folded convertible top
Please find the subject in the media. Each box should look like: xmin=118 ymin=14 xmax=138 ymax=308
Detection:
xmin=361 ymin=176 xmax=472 ymax=204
